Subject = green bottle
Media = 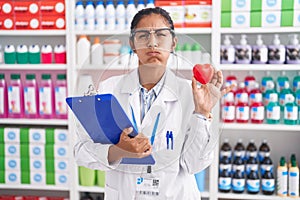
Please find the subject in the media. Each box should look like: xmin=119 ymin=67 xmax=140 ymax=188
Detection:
xmin=284 ymin=94 xmax=298 ymax=125
xmin=279 ymin=82 xmax=292 ymax=111
xmin=4 ymin=45 xmax=16 ymax=64
xmin=266 ymin=93 xmax=280 ymax=124
xmin=28 ymin=45 xmax=41 ymax=64
xmin=261 ymin=71 xmax=274 ymax=95
xmin=16 ymin=45 xmax=28 ymax=64
xmin=264 ymin=81 xmax=277 ymax=106
xmin=276 ymin=71 xmax=289 ymax=93
xmin=292 ymin=71 xmax=300 ymax=93
xmin=295 ymin=89 xmax=300 ymax=124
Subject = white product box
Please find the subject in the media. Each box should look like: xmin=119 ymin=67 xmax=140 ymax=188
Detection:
xmin=55 ymin=173 xmax=69 ymax=186
xmin=55 ymin=159 xmax=68 ymax=173
xmin=6 ymin=170 xmax=21 ymax=184
xmin=30 ymin=144 xmax=45 ymax=158
xmin=262 ymin=11 xmax=281 ymax=27
xmin=5 ymin=157 xmax=20 ymax=171
xmin=294 ymin=10 xmax=300 ymax=27
xmin=29 ymin=128 xmax=46 ymax=144
xmin=5 ymin=144 xmax=20 ymax=157
xmin=54 ymin=145 xmax=68 ymax=159
xmin=184 ymin=3 xmax=212 ymax=26
xmin=4 ymin=128 xmax=20 ymax=144
xmin=30 ymin=158 xmax=45 ymax=172
xmin=54 ymin=129 xmax=68 ymax=144
xmin=231 ymin=0 xmax=251 ymax=11
xmin=295 ymin=0 xmax=300 ymax=9
xmin=262 ymin=0 xmax=282 ymax=11
xmin=30 ymin=172 xmax=46 ymax=185
xmin=231 ymin=11 xmax=250 ymax=28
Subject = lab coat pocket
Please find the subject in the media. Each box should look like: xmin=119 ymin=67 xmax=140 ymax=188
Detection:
xmin=105 ymin=185 xmax=119 ymax=200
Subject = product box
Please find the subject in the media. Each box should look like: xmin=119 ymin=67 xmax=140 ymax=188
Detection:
xmin=29 ymin=144 xmax=45 ymax=158
xmin=5 ymin=157 xmax=20 ymax=171
xmin=262 ymin=0 xmax=282 ymax=11
xmin=15 ymin=16 xmax=40 ymax=30
xmin=39 ymin=0 xmax=65 ymax=16
xmin=0 ymin=127 xmax=3 ymax=143
xmin=184 ymin=1 xmax=212 ymax=27
xmin=29 ymin=128 xmax=46 ymax=144
xmin=55 ymin=173 xmax=69 ymax=186
xmin=0 ymin=157 xmax=4 ymax=171
xmin=281 ymin=10 xmax=294 ymax=26
xmin=30 ymin=158 xmax=45 ymax=172
xmin=5 ymin=170 xmax=21 ymax=184
xmin=0 ymin=170 xmax=4 ymax=183
xmin=54 ymin=129 xmax=68 ymax=145
xmin=0 ymin=16 xmax=14 ymax=30
xmin=13 ymin=1 xmax=40 ymax=17
xmin=0 ymin=1 xmax=13 ymax=16
xmin=54 ymin=145 xmax=68 ymax=159
xmin=4 ymin=128 xmax=20 ymax=144
xmin=231 ymin=11 xmax=250 ymax=28
xmin=40 ymin=15 xmax=65 ymax=30
xmin=30 ymin=171 xmax=46 ymax=185
xmin=294 ymin=10 xmax=300 ymax=27
xmin=155 ymin=1 xmax=185 ymax=28
xmin=262 ymin=10 xmax=281 ymax=27
xmin=55 ymin=159 xmax=68 ymax=173
xmin=221 ymin=0 xmax=251 ymax=12
xmin=0 ymin=143 xmax=3 ymax=157
xmin=5 ymin=144 xmax=20 ymax=157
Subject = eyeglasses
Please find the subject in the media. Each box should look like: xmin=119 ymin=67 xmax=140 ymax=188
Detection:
xmin=131 ymin=28 xmax=175 ymax=45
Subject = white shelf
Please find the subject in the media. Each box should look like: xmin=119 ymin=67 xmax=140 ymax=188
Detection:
xmin=220 ymin=27 xmax=300 ymax=34
xmin=217 ymin=192 xmax=300 ymax=200
xmin=0 ymin=184 xmax=69 ymax=191
xmin=201 ymin=191 xmax=210 ymax=198
xmin=175 ymin=28 xmax=212 ymax=34
xmin=0 ymin=118 xmax=68 ymax=126
xmin=0 ymin=30 xmax=66 ymax=36
xmin=220 ymin=123 xmax=300 ymax=132
xmin=219 ymin=64 xmax=300 ymax=71
xmin=0 ymin=64 xmax=67 ymax=70
xmin=77 ymin=186 xmax=105 ymax=193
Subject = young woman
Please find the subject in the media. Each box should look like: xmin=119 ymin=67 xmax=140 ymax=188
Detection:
xmin=74 ymin=7 xmax=233 ymax=200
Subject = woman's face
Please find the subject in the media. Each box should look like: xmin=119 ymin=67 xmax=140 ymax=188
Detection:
xmin=131 ymin=14 xmax=176 ymax=67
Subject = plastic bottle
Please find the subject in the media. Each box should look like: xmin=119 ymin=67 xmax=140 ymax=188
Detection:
xmin=54 ymin=74 xmax=67 ymax=119
xmin=85 ymin=1 xmax=95 ymax=30
xmin=266 ymin=93 xmax=280 ymax=124
xmin=54 ymin=45 xmax=67 ymax=64
xmin=244 ymin=71 xmax=256 ymax=93
xmin=23 ymin=74 xmax=38 ymax=118
xmin=116 ymin=0 xmax=126 ymax=30
xmin=219 ymin=155 xmax=232 ymax=174
xmin=218 ymin=164 xmax=232 ymax=193
xmin=220 ymin=35 xmax=235 ymax=64
xmin=261 ymin=71 xmax=273 ymax=94
xmin=284 ymin=94 xmax=298 ymax=125
xmin=288 ymin=159 xmax=299 ymax=197
xmin=279 ymin=82 xmax=292 ymax=111
xmin=4 ymin=45 xmax=16 ymax=64
xmin=249 ymin=82 xmax=262 ymax=105
xmin=292 ymin=71 xmax=300 ymax=93
xmin=28 ymin=45 xmax=41 ymax=64
xmin=0 ymin=45 xmax=3 ymax=64
xmin=235 ymin=82 xmax=248 ymax=105
xmin=126 ymin=0 xmax=137 ymax=30
xmin=262 ymin=166 xmax=275 ymax=195
xmin=91 ymin=37 xmax=104 ymax=66
xmin=39 ymin=74 xmax=54 ymax=119
xmin=234 ymin=139 xmax=246 ymax=160
xmin=235 ymin=95 xmax=249 ymax=123
xmin=268 ymin=34 xmax=286 ymax=64
xmin=246 ymin=139 xmax=257 ymax=160
xmin=220 ymin=139 xmax=232 ymax=160
xmin=222 ymin=92 xmax=235 ymax=123
xmin=7 ymin=74 xmax=23 ymax=118
xmin=277 ymin=71 xmax=290 ymax=93
xmin=261 ymin=152 xmax=273 ymax=176
xmin=232 ymin=169 xmax=245 ymax=193
xmin=137 ymin=0 xmax=145 ymax=11
xmin=95 ymin=1 xmax=105 ymax=31
xmin=246 ymin=155 xmax=258 ymax=175
xmin=264 ymin=81 xmax=277 ymax=106
xmin=246 ymin=167 xmax=260 ymax=194
xmin=41 ymin=45 xmax=53 ymax=64
xmin=232 ymin=154 xmax=245 ymax=175
xmin=286 ymin=34 xmax=300 ymax=64
xmin=75 ymin=1 xmax=85 ymax=30
xmin=146 ymin=0 xmax=155 ymax=8
xmin=191 ymin=43 xmax=202 ymax=65
xmin=252 ymin=34 xmax=268 ymax=64
xmin=0 ymin=74 xmax=7 ymax=118
xmin=16 ymin=45 xmax=28 ymax=64
xmin=250 ymin=85 xmax=264 ymax=124
xmin=105 ymin=0 xmax=116 ymax=30
xmin=77 ymin=35 xmax=91 ymax=67
xmin=225 ymin=73 xmax=238 ymax=93
xmin=277 ymin=156 xmax=288 ymax=197
xmin=258 ymin=139 xmax=270 ymax=163
xmin=235 ymin=34 xmax=252 ymax=64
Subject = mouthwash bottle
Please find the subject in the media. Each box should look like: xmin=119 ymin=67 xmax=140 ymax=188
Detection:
xmin=220 ymin=138 xmax=232 ymax=160
xmin=235 ymin=82 xmax=248 ymax=105
xmin=234 ymin=139 xmax=246 ymax=160
xmin=284 ymin=94 xmax=298 ymax=125
xmin=8 ymin=74 xmax=23 ymax=118
xmin=277 ymin=71 xmax=289 ymax=93
xmin=244 ymin=71 xmax=256 ymax=93
xmin=218 ymin=165 xmax=232 ymax=193
xmin=293 ymin=71 xmax=300 ymax=93
xmin=246 ymin=155 xmax=258 ymax=175
xmin=222 ymin=84 xmax=235 ymax=123
xmin=232 ymin=154 xmax=245 ymax=175
xmin=279 ymin=82 xmax=292 ymax=112
xmin=277 ymin=156 xmax=288 ymax=197
xmin=261 ymin=152 xmax=273 ymax=176
xmin=0 ymin=74 xmax=7 ymax=118
xmin=264 ymin=81 xmax=277 ymax=106
xmin=232 ymin=169 xmax=245 ymax=193
xmin=246 ymin=167 xmax=260 ymax=194
xmin=262 ymin=166 xmax=275 ymax=195
xmin=246 ymin=139 xmax=257 ymax=160
xmin=225 ymin=73 xmax=237 ymax=92
xmin=258 ymin=139 xmax=270 ymax=163
xmin=261 ymin=71 xmax=273 ymax=94
xmin=39 ymin=74 xmax=54 ymax=118
xmin=219 ymin=155 xmax=232 ymax=174
xmin=236 ymin=95 xmax=249 ymax=123
xmin=266 ymin=93 xmax=280 ymax=124
xmin=24 ymin=74 xmax=38 ymax=118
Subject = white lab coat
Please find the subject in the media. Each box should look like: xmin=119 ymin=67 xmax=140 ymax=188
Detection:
xmin=74 ymin=68 xmax=216 ymax=200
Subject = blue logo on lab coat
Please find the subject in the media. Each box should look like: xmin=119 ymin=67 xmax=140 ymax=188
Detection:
xmin=137 ymin=177 xmax=144 ymax=184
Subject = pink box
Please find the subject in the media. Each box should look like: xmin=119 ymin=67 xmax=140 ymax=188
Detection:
xmin=40 ymin=0 xmax=65 ymax=16
xmin=15 ymin=16 xmax=40 ymax=30
xmin=13 ymin=1 xmax=40 ymax=17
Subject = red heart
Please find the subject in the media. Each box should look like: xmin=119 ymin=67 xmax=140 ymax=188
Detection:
xmin=193 ymin=64 xmax=214 ymax=84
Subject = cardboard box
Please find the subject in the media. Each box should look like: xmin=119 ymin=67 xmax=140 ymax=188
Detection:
xmin=231 ymin=11 xmax=250 ymax=28
xmin=184 ymin=1 xmax=212 ymax=27
xmin=15 ymin=16 xmax=40 ymax=30
xmin=0 ymin=1 xmax=13 ymax=16
xmin=40 ymin=0 xmax=65 ymax=15
xmin=54 ymin=129 xmax=68 ymax=144
xmin=262 ymin=0 xmax=282 ymax=11
xmin=29 ymin=144 xmax=45 ymax=158
xmin=232 ymin=0 xmax=251 ymax=11
xmin=55 ymin=173 xmax=69 ymax=186
xmin=294 ymin=10 xmax=300 ymax=27
xmin=4 ymin=128 xmax=20 ymax=144
xmin=13 ymin=1 xmax=40 ymax=17
xmin=40 ymin=15 xmax=65 ymax=30
xmin=30 ymin=158 xmax=45 ymax=172
xmin=262 ymin=10 xmax=281 ymax=27
xmin=55 ymin=159 xmax=68 ymax=173
xmin=29 ymin=128 xmax=46 ymax=144
xmin=5 ymin=144 xmax=20 ymax=157
xmin=281 ymin=10 xmax=293 ymax=27
xmin=5 ymin=157 xmax=20 ymax=171
xmin=155 ymin=1 xmax=185 ymax=28
xmin=6 ymin=170 xmax=21 ymax=184
xmin=30 ymin=171 xmax=46 ymax=185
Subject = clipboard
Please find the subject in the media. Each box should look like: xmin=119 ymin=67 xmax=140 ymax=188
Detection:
xmin=66 ymin=93 xmax=155 ymax=165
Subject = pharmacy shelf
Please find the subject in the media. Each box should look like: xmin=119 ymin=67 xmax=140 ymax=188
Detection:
xmin=0 ymin=184 xmax=69 ymax=191
xmin=0 ymin=118 xmax=68 ymax=126
xmin=175 ymin=28 xmax=212 ymax=34
xmin=218 ymin=64 xmax=300 ymax=71
xmin=201 ymin=191 xmax=210 ymax=198
xmin=217 ymin=192 xmax=300 ymax=200
xmin=220 ymin=123 xmax=300 ymax=132
xmin=77 ymin=186 xmax=105 ymax=193
xmin=0 ymin=64 xmax=67 ymax=70
xmin=0 ymin=30 xmax=66 ymax=36
xmin=220 ymin=27 xmax=300 ymax=34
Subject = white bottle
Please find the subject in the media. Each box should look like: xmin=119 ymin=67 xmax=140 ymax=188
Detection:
xmin=84 ymin=1 xmax=95 ymax=30
xmin=146 ymin=0 xmax=155 ymax=8
xmin=220 ymin=35 xmax=235 ymax=64
xmin=75 ymin=1 xmax=85 ymax=30
xmin=235 ymin=34 xmax=252 ymax=64
xmin=105 ymin=0 xmax=116 ymax=30
xmin=277 ymin=157 xmax=288 ymax=197
xmin=286 ymin=34 xmax=300 ymax=64
xmin=268 ymin=34 xmax=286 ymax=64
xmin=252 ymin=35 xmax=268 ymax=64
xmin=288 ymin=159 xmax=299 ymax=197
xmin=126 ymin=0 xmax=137 ymax=30
xmin=116 ymin=0 xmax=126 ymax=30
xmin=91 ymin=37 xmax=103 ymax=66
xmin=95 ymin=0 xmax=105 ymax=30
xmin=137 ymin=0 xmax=145 ymax=11
xmin=77 ymin=35 xmax=91 ymax=67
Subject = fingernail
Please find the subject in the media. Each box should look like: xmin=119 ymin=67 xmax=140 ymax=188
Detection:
xmin=127 ymin=127 xmax=133 ymax=132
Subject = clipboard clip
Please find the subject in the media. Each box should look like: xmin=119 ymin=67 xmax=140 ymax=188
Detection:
xmin=84 ymin=84 xmax=98 ymax=96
